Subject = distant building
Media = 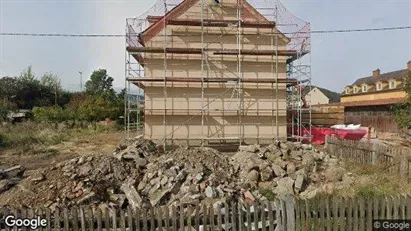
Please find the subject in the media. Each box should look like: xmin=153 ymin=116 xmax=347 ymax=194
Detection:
xmin=334 ymin=61 xmax=411 ymax=133
xmin=305 ymin=86 xmax=340 ymax=105
xmin=341 ymin=61 xmax=411 ymax=103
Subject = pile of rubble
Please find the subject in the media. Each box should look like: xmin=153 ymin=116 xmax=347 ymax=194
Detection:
xmin=230 ymin=142 xmax=355 ymax=200
xmin=0 ymin=139 xmax=356 ymax=210
xmin=0 ymin=165 xmax=25 ymax=194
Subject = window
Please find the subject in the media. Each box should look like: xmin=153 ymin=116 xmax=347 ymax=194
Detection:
xmin=354 ymin=87 xmax=358 ymax=93
xmin=389 ymin=81 xmax=396 ymax=89
xmin=345 ymin=88 xmax=350 ymax=94
xmin=362 ymin=85 xmax=367 ymax=92
xmin=376 ymin=83 xmax=382 ymax=91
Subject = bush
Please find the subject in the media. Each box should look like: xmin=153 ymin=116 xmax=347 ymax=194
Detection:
xmin=33 ymin=106 xmax=74 ymax=127
xmin=392 ymin=71 xmax=411 ymax=129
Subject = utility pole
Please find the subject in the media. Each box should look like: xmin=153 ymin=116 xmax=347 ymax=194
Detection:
xmin=78 ymin=71 xmax=83 ymax=91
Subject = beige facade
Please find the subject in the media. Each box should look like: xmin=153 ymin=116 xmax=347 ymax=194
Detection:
xmin=341 ymin=90 xmax=407 ymax=103
xmin=138 ymin=0 xmax=290 ymax=143
xmin=305 ymin=87 xmax=330 ymax=105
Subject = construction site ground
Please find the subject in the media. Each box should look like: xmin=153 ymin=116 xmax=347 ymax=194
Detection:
xmin=0 ymin=130 xmax=125 ymax=171
xmin=1 ymin=127 xmax=411 ymax=212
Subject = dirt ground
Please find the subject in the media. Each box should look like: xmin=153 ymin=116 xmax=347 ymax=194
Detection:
xmin=0 ymin=131 xmax=125 ymax=171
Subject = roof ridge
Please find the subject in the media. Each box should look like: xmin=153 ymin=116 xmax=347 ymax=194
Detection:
xmin=350 ymin=68 xmax=409 ymax=86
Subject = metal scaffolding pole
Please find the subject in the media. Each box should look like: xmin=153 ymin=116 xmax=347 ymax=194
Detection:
xmin=275 ymin=4 xmax=279 ymax=139
xmin=237 ymin=0 xmax=243 ymax=145
xmin=200 ymin=0 xmax=205 ymax=147
xmin=163 ymin=0 xmax=168 ymax=151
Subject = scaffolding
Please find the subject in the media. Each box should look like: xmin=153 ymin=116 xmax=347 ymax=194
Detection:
xmin=125 ymin=0 xmax=311 ymax=147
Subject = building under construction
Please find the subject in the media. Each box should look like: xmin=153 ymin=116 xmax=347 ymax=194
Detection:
xmin=125 ymin=0 xmax=311 ymax=146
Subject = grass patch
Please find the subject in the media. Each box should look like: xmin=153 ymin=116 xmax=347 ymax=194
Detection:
xmin=0 ymin=121 xmax=119 ymax=153
xmin=356 ymin=185 xmax=384 ymax=197
xmin=259 ymin=188 xmax=276 ymax=201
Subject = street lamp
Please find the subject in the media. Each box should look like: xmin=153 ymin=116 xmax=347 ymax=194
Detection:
xmin=78 ymin=71 xmax=83 ymax=91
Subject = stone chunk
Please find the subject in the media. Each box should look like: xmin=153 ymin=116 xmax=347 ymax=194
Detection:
xmin=120 ymin=178 xmax=142 ymax=209
xmin=286 ymin=163 xmax=296 ymax=175
xmin=324 ymin=167 xmax=344 ymax=182
xmin=150 ymin=189 xmax=170 ymax=207
xmin=294 ymin=174 xmax=305 ymax=193
xmin=243 ymin=190 xmax=255 ymax=203
xmin=4 ymin=165 xmax=25 ymax=178
xmin=205 ymin=186 xmax=216 ymax=198
xmin=239 ymin=145 xmax=258 ymax=153
xmin=246 ymin=170 xmax=259 ymax=182
xmin=274 ymin=177 xmax=294 ymax=199
xmin=135 ymin=158 xmax=148 ymax=168
xmin=76 ymin=192 xmax=96 ymax=205
xmin=272 ymin=164 xmax=286 ymax=177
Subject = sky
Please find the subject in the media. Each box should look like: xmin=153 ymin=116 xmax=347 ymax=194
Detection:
xmin=0 ymin=0 xmax=410 ymax=93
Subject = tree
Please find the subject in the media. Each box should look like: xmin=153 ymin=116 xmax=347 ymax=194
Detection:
xmin=85 ymin=69 xmax=116 ymax=98
xmin=0 ymin=77 xmax=18 ymax=100
xmin=41 ymin=72 xmax=61 ymax=92
xmin=76 ymin=69 xmax=124 ymax=126
xmin=392 ymin=71 xmax=411 ymax=129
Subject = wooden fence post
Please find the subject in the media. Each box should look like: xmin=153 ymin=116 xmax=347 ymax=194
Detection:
xmin=285 ymin=195 xmax=296 ymax=231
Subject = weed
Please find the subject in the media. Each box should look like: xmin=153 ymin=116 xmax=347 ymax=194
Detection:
xmin=259 ymin=188 xmax=276 ymax=201
xmin=356 ymin=185 xmax=383 ymax=197
xmin=0 ymin=121 xmax=119 ymax=152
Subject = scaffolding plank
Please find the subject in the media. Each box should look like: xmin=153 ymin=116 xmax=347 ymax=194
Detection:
xmin=126 ymin=77 xmax=297 ymax=84
xmin=146 ymin=16 xmax=276 ymax=28
xmin=126 ymin=46 xmax=299 ymax=56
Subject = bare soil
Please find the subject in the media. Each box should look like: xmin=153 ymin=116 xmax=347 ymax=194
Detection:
xmin=0 ymin=131 xmax=125 ymax=171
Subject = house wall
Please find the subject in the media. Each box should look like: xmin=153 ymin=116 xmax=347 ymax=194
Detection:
xmin=340 ymin=90 xmax=406 ymax=103
xmin=141 ymin=0 xmax=289 ymax=142
xmin=305 ymin=88 xmax=329 ymax=105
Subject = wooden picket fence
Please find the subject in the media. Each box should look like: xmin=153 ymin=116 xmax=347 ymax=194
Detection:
xmin=326 ymin=136 xmax=411 ymax=177
xmin=2 ymin=196 xmax=411 ymax=230
xmin=0 ymin=199 xmax=288 ymax=231
xmin=297 ymin=195 xmax=411 ymax=231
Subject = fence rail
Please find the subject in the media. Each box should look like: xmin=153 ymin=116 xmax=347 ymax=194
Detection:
xmin=326 ymin=136 xmax=411 ymax=177
xmin=2 ymin=196 xmax=411 ymax=230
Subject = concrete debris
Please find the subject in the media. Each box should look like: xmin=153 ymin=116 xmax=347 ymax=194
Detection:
xmin=205 ymin=186 xmax=216 ymax=198
xmin=272 ymin=164 xmax=286 ymax=178
xmin=0 ymin=166 xmax=25 ymax=194
xmin=76 ymin=192 xmax=96 ymax=205
xmin=120 ymin=178 xmax=142 ymax=209
xmin=294 ymin=174 xmax=305 ymax=193
xmin=324 ymin=166 xmax=345 ymax=182
xmin=246 ymin=170 xmax=260 ymax=183
xmin=274 ymin=177 xmax=294 ymax=199
xmin=0 ymin=139 xmax=354 ymax=210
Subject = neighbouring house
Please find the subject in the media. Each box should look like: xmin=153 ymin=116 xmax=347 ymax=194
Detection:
xmin=304 ymin=86 xmax=340 ymax=105
xmin=126 ymin=0 xmax=309 ymax=144
xmin=342 ymin=61 xmax=410 ymax=103
xmin=312 ymin=61 xmax=411 ymax=133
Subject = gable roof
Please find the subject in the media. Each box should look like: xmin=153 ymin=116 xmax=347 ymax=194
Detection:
xmin=305 ymin=86 xmax=340 ymax=103
xmin=351 ymin=69 xmax=409 ymax=86
xmin=140 ymin=0 xmax=289 ymax=44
